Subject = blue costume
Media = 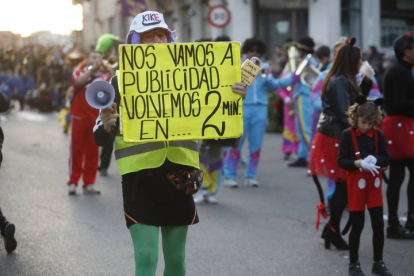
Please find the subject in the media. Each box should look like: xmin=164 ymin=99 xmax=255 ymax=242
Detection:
xmin=224 ymin=60 xmax=275 ymax=180
xmin=272 ymin=55 xmax=319 ymax=161
xmin=0 ymin=74 xmax=17 ymax=99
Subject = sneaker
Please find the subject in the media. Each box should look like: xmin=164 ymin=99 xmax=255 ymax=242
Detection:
xmin=245 ymin=178 xmax=259 ymax=187
xmin=68 ymin=184 xmax=77 ymax=195
xmin=206 ymin=195 xmax=218 ymax=204
xmin=288 ymin=158 xmax=308 ymax=167
xmin=372 ymin=261 xmax=393 ymax=276
xmin=1 ymin=222 xmax=17 ymax=253
xmin=83 ymin=184 xmax=101 ymax=194
xmin=99 ymin=168 xmax=108 ymax=176
xmin=224 ymin=179 xmax=238 ymax=188
xmin=349 ymin=262 xmax=365 ymax=276
xmin=386 ymin=225 xmax=414 ymax=239
xmin=193 ymin=191 xmax=206 ymax=204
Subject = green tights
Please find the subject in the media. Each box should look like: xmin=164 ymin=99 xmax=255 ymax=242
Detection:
xmin=129 ymin=223 xmax=188 ymax=276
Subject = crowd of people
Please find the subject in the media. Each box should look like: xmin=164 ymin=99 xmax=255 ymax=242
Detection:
xmin=1 ymin=8 xmax=414 ymax=276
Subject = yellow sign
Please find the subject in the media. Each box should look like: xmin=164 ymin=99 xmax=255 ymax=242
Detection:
xmin=241 ymin=58 xmax=261 ymax=86
xmin=118 ymin=42 xmax=243 ymax=142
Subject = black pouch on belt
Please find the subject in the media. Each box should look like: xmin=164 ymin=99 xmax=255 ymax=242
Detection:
xmin=167 ymin=168 xmax=204 ymax=195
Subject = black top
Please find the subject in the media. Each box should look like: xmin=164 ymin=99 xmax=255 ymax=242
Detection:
xmin=383 ymin=59 xmax=414 ymax=117
xmin=317 ymin=75 xmax=357 ymax=138
xmin=338 ymin=128 xmax=390 ymax=171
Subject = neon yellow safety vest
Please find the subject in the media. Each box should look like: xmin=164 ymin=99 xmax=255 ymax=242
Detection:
xmin=114 ymin=134 xmax=199 ymax=176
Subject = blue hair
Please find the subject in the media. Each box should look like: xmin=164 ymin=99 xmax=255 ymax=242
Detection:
xmin=126 ymin=30 xmax=176 ymax=45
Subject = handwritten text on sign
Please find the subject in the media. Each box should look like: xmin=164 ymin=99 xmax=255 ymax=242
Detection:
xmin=118 ymin=42 xmax=242 ymax=142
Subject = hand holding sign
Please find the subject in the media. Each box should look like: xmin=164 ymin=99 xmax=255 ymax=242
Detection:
xmin=101 ymin=102 xmax=119 ymax=133
xmin=231 ymin=82 xmax=247 ymax=99
xmin=241 ymin=57 xmax=262 ymax=86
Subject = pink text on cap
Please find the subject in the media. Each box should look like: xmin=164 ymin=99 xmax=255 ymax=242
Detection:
xmin=142 ymin=13 xmax=161 ymax=26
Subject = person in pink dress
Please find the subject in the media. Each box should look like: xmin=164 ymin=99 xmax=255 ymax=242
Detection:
xmin=278 ymin=69 xmax=298 ymax=160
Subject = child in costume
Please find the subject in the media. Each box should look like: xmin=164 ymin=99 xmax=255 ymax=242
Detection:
xmin=338 ymin=96 xmax=392 ymax=276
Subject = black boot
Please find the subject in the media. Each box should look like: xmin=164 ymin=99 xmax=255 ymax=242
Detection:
xmin=288 ymin=158 xmax=308 ymax=167
xmin=321 ymin=224 xmax=349 ymax=250
xmin=1 ymin=221 xmax=17 ymax=253
xmin=386 ymin=224 xmax=414 ymax=239
xmin=349 ymin=262 xmax=365 ymax=276
xmin=284 ymin=152 xmax=291 ymax=160
xmin=405 ymin=211 xmax=414 ymax=231
xmin=372 ymin=261 xmax=393 ymax=276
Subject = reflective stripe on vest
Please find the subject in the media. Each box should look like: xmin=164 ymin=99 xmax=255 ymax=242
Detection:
xmin=114 ymin=136 xmax=199 ymax=175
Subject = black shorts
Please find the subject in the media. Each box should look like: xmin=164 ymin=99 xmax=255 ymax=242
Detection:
xmin=122 ymin=167 xmax=199 ymax=228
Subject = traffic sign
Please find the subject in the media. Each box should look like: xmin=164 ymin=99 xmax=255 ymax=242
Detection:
xmin=207 ymin=5 xmax=231 ymax=28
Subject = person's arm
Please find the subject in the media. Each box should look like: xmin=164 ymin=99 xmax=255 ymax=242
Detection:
xmin=270 ymin=73 xmax=300 ymax=89
xmin=93 ymin=76 xmax=120 ymax=146
xmin=310 ymin=77 xmax=324 ymax=111
xmin=329 ymin=78 xmax=352 ymax=129
xmin=338 ymin=129 xmax=358 ymax=171
xmin=0 ymin=91 xmax=10 ymax=112
xmin=390 ymin=71 xmax=414 ymax=115
xmin=367 ymin=76 xmax=381 ymax=99
xmin=75 ymin=60 xmax=102 ymax=88
xmin=375 ymin=129 xmax=390 ymax=168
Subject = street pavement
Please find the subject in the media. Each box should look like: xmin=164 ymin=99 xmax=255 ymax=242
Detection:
xmin=0 ymin=110 xmax=413 ymax=276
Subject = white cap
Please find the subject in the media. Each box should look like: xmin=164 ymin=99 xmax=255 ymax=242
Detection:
xmin=129 ymin=11 xmax=169 ymax=34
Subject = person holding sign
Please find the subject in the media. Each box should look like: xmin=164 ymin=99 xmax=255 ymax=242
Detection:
xmin=223 ymin=37 xmax=275 ymax=188
xmin=95 ymin=33 xmax=121 ymax=177
xmin=93 ymin=11 xmax=247 ymax=276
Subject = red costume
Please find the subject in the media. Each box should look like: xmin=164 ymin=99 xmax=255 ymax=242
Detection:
xmin=68 ymin=69 xmax=110 ymax=187
xmin=381 ymin=116 xmax=414 ymax=160
xmin=346 ymin=127 xmax=384 ymax=211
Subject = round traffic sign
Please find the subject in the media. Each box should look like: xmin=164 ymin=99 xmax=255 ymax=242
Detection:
xmin=207 ymin=5 xmax=231 ymax=28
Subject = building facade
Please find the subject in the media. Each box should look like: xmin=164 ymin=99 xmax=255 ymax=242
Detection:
xmin=76 ymin=0 xmax=414 ymax=58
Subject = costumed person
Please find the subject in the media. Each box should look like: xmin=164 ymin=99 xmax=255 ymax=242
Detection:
xmin=308 ymin=37 xmax=373 ymax=250
xmin=93 ymin=11 xmax=248 ymax=276
xmin=67 ymin=51 xmax=110 ymax=195
xmin=310 ymin=38 xmax=382 ymax=211
xmin=381 ymin=32 xmax=414 ymax=239
xmin=310 ymin=45 xmax=331 ymax=142
xmin=338 ymin=96 xmax=392 ymax=276
xmin=223 ymin=36 xmax=275 ymax=188
xmin=16 ymin=67 xmax=35 ymax=111
xmin=0 ymin=90 xmax=17 ymax=253
xmin=95 ymin=33 xmax=121 ymax=177
xmin=195 ymin=35 xmax=233 ymax=204
xmin=59 ymin=50 xmax=86 ymax=134
xmin=271 ymin=37 xmax=317 ymax=167
xmin=277 ymin=42 xmax=299 ymax=160
xmin=310 ymin=42 xmax=342 ymax=214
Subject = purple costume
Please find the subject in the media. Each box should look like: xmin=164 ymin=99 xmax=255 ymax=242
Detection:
xmin=278 ymin=71 xmax=298 ymax=154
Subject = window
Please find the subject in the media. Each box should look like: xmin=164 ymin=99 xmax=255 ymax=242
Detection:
xmin=341 ymin=0 xmax=362 ymax=46
xmin=381 ymin=0 xmax=414 ymax=47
